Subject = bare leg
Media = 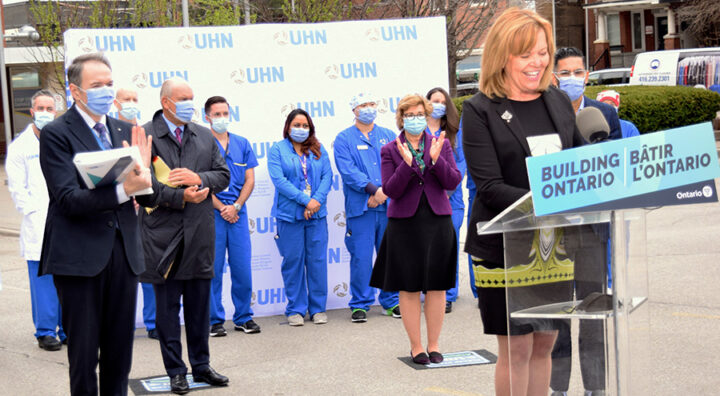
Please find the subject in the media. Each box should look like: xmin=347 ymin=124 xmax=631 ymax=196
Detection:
xmin=399 ymin=291 xmax=423 ymax=356
xmin=528 ymin=331 xmax=559 ymax=396
xmin=496 ymin=334 xmax=533 ymax=396
xmin=424 ymin=290 xmax=446 ymax=352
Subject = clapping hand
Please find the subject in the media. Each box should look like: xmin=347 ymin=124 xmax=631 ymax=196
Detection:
xmin=429 ymin=131 xmax=446 ymax=163
xmin=121 ymin=126 xmax=152 ymax=195
xmin=395 ymin=137 xmax=413 ymax=167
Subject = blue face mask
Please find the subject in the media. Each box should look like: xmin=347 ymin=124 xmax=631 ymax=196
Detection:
xmin=431 ymin=103 xmax=446 ymax=119
xmin=80 ymin=86 xmax=115 ymax=116
xmin=210 ymin=117 xmax=230 ymax=133
xmin=290 ymin=127 xmax=310 ymax=143
xmin=403 ymin=116 xmax=427 ymax=136
xmin=557 ymin=77 xmax=586 ymax=101
xmin=118 ymin=102 xmax=139 ymax=120
xmin=356 ymin=107 xmax=377 ymax=124
xmin=171 ymin=99 xmax=195 ymax=123
xmin=33 ymin=111 xmax=54 ymax=130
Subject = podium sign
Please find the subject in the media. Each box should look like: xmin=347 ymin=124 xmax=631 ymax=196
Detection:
xmin=526 ymin=122 xmax=720 ymax=216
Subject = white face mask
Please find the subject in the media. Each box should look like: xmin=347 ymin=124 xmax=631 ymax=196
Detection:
xmin=119 ymin=102 xmax=139 ymax=120
xmin=33 ymin=111 xmax=55 ymax=130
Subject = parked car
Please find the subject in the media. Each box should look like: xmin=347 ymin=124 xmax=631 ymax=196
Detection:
xmin=588 ymin=68 xmax=631 ymax=86
xmin=456 ymin=55 xmax=481 ymax=84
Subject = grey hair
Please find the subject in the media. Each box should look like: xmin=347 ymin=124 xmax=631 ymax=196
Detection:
xmin=159 ymin=77 xmax=189 ymax=99
xmin=31 ymin=89 xmax=56 ymax=108
xmin=67 ymin=53 xmax=112 ymax=87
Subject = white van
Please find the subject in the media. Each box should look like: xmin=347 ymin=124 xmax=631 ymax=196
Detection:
xmin=629 ymin=47 xmax=720 ymax=87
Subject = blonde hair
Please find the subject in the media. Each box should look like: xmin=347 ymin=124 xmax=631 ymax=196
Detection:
xmin=480 ymin=7 xmax=555 ymax=99
xmin=395 ymin=94 xmax=432 ymax=131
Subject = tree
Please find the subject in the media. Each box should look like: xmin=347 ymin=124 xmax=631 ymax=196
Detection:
xmin=281 ymin=0 xmax=352 ymax=22
xmin=676 ymin=0 xmax=720 ymax=47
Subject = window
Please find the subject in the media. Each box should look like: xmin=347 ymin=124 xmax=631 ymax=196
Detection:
xmin=607 ymin=13 xmax=621 ymax=47
xmin=10 ymin=68 xmax=40 ymax=89
xmin=632 ymin=12 xmax=644 ymax=51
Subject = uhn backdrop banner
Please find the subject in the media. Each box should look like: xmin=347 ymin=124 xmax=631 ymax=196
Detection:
xmin=63 ymin=17 xmax=450 ymax=326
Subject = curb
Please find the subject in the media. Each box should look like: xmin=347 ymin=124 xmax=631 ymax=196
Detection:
xmin=0 ymin=228 xmax=20 ymax=237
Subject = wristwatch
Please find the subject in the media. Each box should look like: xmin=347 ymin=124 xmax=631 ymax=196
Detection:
xmin=233 ymin=203 xmax=242 ymax=211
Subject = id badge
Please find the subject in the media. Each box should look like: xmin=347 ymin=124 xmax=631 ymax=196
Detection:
xmin=303 ymin=183 xmax=312 ymax=197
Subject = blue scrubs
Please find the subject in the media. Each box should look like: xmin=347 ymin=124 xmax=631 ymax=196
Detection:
xmin=268 ymin=139 xmax=333 ymax=317
xmin=141 ymin=283 xmax=155 ymax=331
xmin=27 ymin=260 xmax=65 ymax=340
xmin=426 ymin=126 xmax=466 ymax=302
xmin=210 ymin=133 xmax=259 ymax=326
xmin=334 ymin=124 xmax=399 ymax=311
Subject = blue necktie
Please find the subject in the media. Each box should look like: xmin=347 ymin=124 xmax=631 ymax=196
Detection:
xmin=94 ymin=123 xmax=113 ymax=150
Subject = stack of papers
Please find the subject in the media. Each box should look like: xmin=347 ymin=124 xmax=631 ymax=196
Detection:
xmin=73 ymin=146 xmax=153 ymax=196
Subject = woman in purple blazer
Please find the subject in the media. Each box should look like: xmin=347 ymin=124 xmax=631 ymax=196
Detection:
xmin=370 ymin=94 xmax=462 ymax=365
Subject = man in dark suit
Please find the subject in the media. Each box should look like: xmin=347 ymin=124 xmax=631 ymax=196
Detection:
xmin=39 ymin=53 xmax=153 ymax=395
xmin=138 ymin=77 xmax=230 ymax=395
xmin=550 ymin=47 xmax=619 ymax=396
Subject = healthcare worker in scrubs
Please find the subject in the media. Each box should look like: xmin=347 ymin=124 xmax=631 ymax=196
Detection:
xmin=425 ymin=87 xmax=465 ymax=313
xmin=6 ymin=89 xmax=66 ymax=351
xmin=206 ymin=96 xmax=260 ymax=337
xmin=268 ymin=109 xmax=333 ymax=327
xmin=333 ymin=93 xmax=400 ymax=323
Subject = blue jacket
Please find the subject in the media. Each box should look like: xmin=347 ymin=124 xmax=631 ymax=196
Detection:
xmin=268 ymin=138 xmax=333 ymax=222
xmin=619 ymin=119 xmax=640 ymax=138
xmin=427 ymin=125 xmax=466 ymax=210
xmin=584 ymin=96 xmax=622 ymax=141
xmin=333 ymin=124 xmax=395 ymax=218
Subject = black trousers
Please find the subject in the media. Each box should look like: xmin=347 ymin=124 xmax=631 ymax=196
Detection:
xmin=54 ymin=232 xmax=138 ymax=396
xmin=153 ymin=278 xmax=211 ymax=377
xmin=551 ymin=225 xmax=608 ymax=392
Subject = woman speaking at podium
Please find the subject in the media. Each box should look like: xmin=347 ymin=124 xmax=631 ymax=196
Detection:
xmin=461 ymin=8 xmax=585 ymax=396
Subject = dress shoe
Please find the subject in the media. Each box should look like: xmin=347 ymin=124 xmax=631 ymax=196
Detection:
xmin=445 ymin=301 xmax=453 ymax=313
xmin=147 ymin=329 xmax=159 ymax=340
xmin=37 ymin=335 xmax=61 ymax=351
xmin=193 ymin=366 xmax=229 ymax=386
xmin=411 ymin=351 xmax=430 ymax=365
xmin=170 ymin=374 xmax=189 ymax=395
xmin=428 ymin=350 xmax=444 ymax=364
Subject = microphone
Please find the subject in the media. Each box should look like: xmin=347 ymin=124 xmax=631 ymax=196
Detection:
xmin=576 ymin=106 xmax=610 ymax=144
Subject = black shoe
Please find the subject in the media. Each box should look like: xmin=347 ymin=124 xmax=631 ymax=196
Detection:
xmin=235 ymin=320 xmax=261 ymax=334
xmin=411 ymin=351 xmax=430 ymax=365
xmin=193 ymin=366 xmax=229 ymax=386
xmin=147 ymin=329 xmax=159 ymax=340
xmin=428 ymin=350 xmax=444 ymax=364
xmin=210 ymin=323 xmax=227 ymax=337
xmin=60 ymin=337 xmax=67 ymax=345
xmin=445 ymin=301 xmax=453 ymax=313
xmin=170 ymin=374 xmax=189 ymax=395
xmin=37 ymin=336 xmax=61 ymax=351
xmin=351 ymin=309 xmax=367 ymax=323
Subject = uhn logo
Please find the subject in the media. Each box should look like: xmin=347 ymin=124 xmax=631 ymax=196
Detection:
xmin=195 ymin=32 xmax=233 ymax=49
xmin=381 ymin=25 xmax=418 ymax=41
xmin=331 ymin=174 xmax=341 ymax=192
xmin=200 ymin=105 xmax=241 ymax=123
xmin=94 ymin=35 xmax=135 ymax=52
xmin=254 ymin=288 xmax=286 ymax=305
xmin=250 ymin=216 xmax=277 ymax=234
xmin=231 ymin=67 xmax=285 ymax=84
xmin=296 ymin=101 xmax=335 ymax=118
xmin=147 ymin=71 xmax=189 ymax=88
xmin=290 ymin=29 xmax=327 ymax=45
xmin=328 ymin=247 xmax=345 ymax=264
xmin=252 ymin=142 xmax=273 ymax=160
xmin=325 ymin=62 xmax=377 ymax=80
xmin=377 ymin=97 xmax=403 ymax=114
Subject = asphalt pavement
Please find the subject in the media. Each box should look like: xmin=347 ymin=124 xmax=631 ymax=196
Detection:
xmin=1 ymin=164 xmax=720 ymax=395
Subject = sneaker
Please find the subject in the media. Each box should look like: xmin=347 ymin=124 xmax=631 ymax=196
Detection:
xmin=312 ymin=312 xmax=328 ymax=324
xmin=351 ymin=309 xmax=367 ymax=323
xmin=210 ymin=323 xmax=227 ymax=337
xmin=287 ymin=314 xmax=304 ymax=326
xmin=445 ymin=301 xmax=453 ymax=314
xmin=37 ymin=336 xmax=62 ymax=351
xmin=235 ymin=320 xmax=261 ymax=334
xmin=384 ymin=305 xmax=401 ymax=318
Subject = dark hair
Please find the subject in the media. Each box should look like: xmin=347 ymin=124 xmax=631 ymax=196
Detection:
xmin=426 ymin=87 xmax=459 ymax=150
xmin=554 ymin=47 xmax=585 ymax=68
xmin=204 ymin=96 xmax=228 ymax=115
xmin=283 ymin=109 xmax=321 ymax=159
xmin=31 ymin=89 xmax=55 ymax=108
xmin=67 ymin=53 xmax=112 ymax=87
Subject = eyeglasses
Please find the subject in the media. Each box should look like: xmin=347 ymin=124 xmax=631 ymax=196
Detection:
xmin=403 ymin=113 xmax=426 ymax=120
xmin=554 ymin=69 xmax=587 ymax=78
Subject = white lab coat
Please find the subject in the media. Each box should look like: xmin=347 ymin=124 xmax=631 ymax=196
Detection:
xmin=6 ymin=124 xmax=49 ymax=260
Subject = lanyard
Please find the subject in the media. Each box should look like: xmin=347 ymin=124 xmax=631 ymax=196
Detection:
xmin=299 ymin=153 xmax=311 ymax=196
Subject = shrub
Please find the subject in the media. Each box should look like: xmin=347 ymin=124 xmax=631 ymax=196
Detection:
xmin=454 ymin=86 xmax=720 ymax=134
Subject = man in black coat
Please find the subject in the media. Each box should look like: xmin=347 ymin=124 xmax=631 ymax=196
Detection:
xmin=39 ymin=53 xmax=153 ymax=395
xmin=138 ymin=77 xmax=230 ymax=395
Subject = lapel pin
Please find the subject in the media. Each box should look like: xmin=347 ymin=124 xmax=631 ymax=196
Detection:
xmin=501 ymin=111 xmax=512 ymax=123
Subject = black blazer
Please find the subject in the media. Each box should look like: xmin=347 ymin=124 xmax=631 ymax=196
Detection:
xmin=39 ymin=105 xmax=145 ymax=276
xmin=138 ymin=110 xmax=229 ymax=283
xmin=461 ymin=86 xmax=585 ymax=264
